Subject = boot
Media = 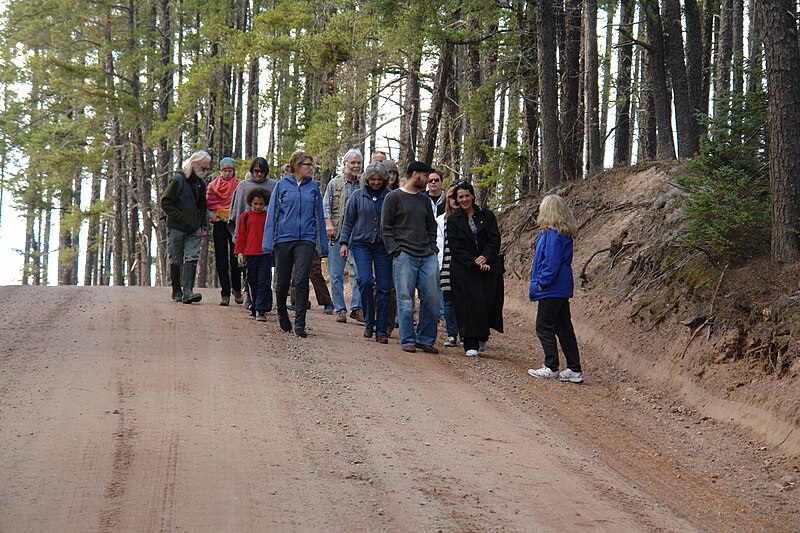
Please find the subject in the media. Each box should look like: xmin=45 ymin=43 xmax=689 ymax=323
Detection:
xmin=181 ymin=262 xmax=203 ymax=304
xmin=170 ymin=263 xmax=183 ymax=302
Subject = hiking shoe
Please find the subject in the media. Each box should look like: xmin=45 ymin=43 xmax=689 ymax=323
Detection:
xmin=401 ymin=345 xmax=417 ymax=353
xmin=336 ymin=312 xmax=347 ymax=323
xmin=415 ymin=343 xmax=438 ymax=354
xmin=559 ymin=369 xmax=584 ymax=383
xmin=278 ymin=314 xmax=292 ymax=332
xmin=528 ymin=367 xmax=558 ymax=379
xmin=233 ymin=290 xmax=243 ymax=304
xmin=376 ymin=336 xmax=388 ymax=344
xmin=295 ymin=328 xmax=308 ymax=338
xmin=220 ymin=295 xmax=230 ymax=306
xmin=350 ymin=309 xmax=364 ymax=322
xmin=443 ymin=336 xmax=458 ymax=347
xmin=248 ymin=313 xmax=257 ymax=320
xmin=323 ymin=304 xmax=335 ymax=315
xmin=465 ymin=349 xmax=479 ymax=357
xmin=256 ymin=312 xmax=266 ymax=322
xmin=479 ymin=341 xmax=487 ymax=353
xmin=364 ymin=328 xmax=374 ymax=339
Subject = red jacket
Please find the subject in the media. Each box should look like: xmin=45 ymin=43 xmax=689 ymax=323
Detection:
xmin=234 ymin=210 xmax=267 ymax=256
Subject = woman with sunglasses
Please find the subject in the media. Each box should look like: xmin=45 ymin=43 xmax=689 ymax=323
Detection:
xmin=229 ymin=157 xmax=277 ymax=310
xmin=263 ymin=150 xmax=328 ymax=338
xmin=446 ymin=181 xmax=505 ymax=357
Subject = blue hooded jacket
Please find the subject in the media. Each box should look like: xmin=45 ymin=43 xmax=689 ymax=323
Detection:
xmin=262 ymin=174 xmax=329 ymax=258
xmin=529 ymin=228 xmax=574 ymax=300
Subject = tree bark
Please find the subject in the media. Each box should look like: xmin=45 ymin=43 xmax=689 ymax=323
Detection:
xmin=663 ymin=0 xmax=700 ymax=157
xmin=614 ymin=0 xmax=634 ymax=167
xmin=420 ymin=38 xmax=454 ymax=165
xmin=538 ymin=0 xmax=560 ymax=189
xmin=584 ymin=0 xmax=603 ymax=174
xmin=641 ymin=0 xmax=676 ymax=159
xmin=560 ymin=0 xmax=582 ymax=181
xmin=757 ymin=0 xmax=800 ymax=263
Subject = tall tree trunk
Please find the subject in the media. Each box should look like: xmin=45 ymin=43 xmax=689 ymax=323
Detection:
xmin=684 ymin=0 xmax=705 ymax=143
xmin=638 ymin=10 xmax=658 ymax=162
xmin=539 ymin=0 xmax=560 ymax=189
xmin=599 ymin=0 xmax=616 ymax=160
xmin=757 ymin=0 xmax=800 ymax=263
xmin=663 ymin=0 xmax=700 ymax=157
xmin=560 ymin=0 xmax=582 ymax=181
xmin=700 ymin=0 xmax=719 ymax=119
xmin=714 ymin=0 xmax=734 ymax=121
xmin=400 ymin=53 xmax=421 ymax=168
xmin=84 ymin=172 xmax=102 ymax=285
xmin=245 ymin=56 xmax=259 ymax=158
xmin=584 ymin=0 xmax=603 ymax=174
xmin=420 ymin=38 xmax=454 ymax=165
xmin=642 ymin=0 xmax=676 ymax=159
xmin=614 ymin=0 xmax=634 ymax=167
xmin=521 ymin=1 xmax=539 ymax=193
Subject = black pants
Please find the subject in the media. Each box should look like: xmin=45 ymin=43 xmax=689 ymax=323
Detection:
xmin=463 ymin=335 xmax=489 ymax=352
xmin=536 ymin=298 xmax=581 ymax=372
xmin=213 ymin=221 xmax=241 ymax=296
xmin=274 ymin=241 xmax=315 ymax=330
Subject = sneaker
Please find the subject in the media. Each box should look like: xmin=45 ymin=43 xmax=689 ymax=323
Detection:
xmin=323 ymin=304 xmax=335 ymax=315
xmin=220 ymin=295 xmax=230 ymax=306
xmin=443 ymin=336 xmax=458 ymax=347
xmin=528 ymin=366 xmax=558 ymax=379
xmin=376 ymin=336 xmax=388 ymax=344
xmin=233 ymin=290 xmax=243 ymax=305
xmin=559 ymin=369 xmax=584 ymax=383
xmin=248 ymin=313 xmax=257 ymax=320
xmin=350 ymin=309 xmax=364 ymax=323
xmin=336 ymin=312 xmax=347 ymax=323
xmin=479 ymin=341 xmax=487 ymax=353
xmin=465 ymin=349 xmax=479 ymax=357
xmin=256 ymin=312 xmax=266 ymax=322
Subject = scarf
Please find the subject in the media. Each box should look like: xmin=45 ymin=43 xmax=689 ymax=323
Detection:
xmin=206 ymin=175 xmax=240 ymax=221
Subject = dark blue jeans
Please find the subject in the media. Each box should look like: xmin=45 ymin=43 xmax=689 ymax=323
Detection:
xmin=274 ymin=241 xmax=315 ymax=331
xmin=350 ymin=241 xmax=392 ymax=337
xmin=245 ymin=254 xmax=273 ymax=313
xmin=535 ymin=298 xmax=581 ymax=372
xmin=443 ymin=296 xmax=459 ymax=339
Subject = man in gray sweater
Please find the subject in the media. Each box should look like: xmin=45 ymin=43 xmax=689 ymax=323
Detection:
xmin=381 ymin=161 xmax=440 ymax=354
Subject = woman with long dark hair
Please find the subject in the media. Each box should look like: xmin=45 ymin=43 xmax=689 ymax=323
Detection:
xmin=445 ymin=181 xmax=504 ymax=356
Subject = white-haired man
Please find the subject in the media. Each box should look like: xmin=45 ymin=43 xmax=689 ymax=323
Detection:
xmin=323 ymin=148 xmax=364 ymax=323
xmin=161 ymin=150 xmax=211 ymax=304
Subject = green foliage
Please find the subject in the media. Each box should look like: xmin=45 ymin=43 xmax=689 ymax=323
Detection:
xmin=676 ymin=91 xmax=770 ymax=264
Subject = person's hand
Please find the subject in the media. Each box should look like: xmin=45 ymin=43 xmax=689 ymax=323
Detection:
xmin=479 ymin=263 xmax=490 ymax=272
xmin=210 ymin=213 xmax=218 ymax=223
xmin=340 ymin=244 xmax=348 ymax=259
xmin=474 ymin=255 xmax=487 ymax=267
xmin=325 ymin=219 xmax=335 ymax=238
xmin=237 ymin=255 xmax=245 ymax=267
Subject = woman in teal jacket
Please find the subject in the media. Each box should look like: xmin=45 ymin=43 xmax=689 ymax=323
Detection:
xmin=527 ymin=195 xmax=583 ymax=383
xmin=263 ymin=150 xmax=328 ymax=337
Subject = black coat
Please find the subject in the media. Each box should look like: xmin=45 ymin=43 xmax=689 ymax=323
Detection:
xmin=446 ymin=206 xmax=505 ymax=338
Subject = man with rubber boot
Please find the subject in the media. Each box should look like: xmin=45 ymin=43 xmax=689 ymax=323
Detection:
xmin=161 ymin=150 xmax=211 ymax=304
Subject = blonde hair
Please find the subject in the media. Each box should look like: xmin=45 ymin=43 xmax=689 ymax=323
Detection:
xmin=289 ymin=150 xmax=313 ymax=174
xmin=444 ymin=186 xmax=457 ymax=218
xmin=536 ymin=194 xmax=578 ymax=237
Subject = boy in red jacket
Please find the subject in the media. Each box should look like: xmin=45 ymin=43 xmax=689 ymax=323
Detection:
xmin=234 ymin=188 xmax=272 ymax=320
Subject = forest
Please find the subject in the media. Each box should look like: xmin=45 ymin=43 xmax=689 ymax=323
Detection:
xmin=0 ymin=0 xmax=798 ymax=287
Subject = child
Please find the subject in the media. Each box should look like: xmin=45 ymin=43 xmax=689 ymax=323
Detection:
xmin=234 ymin=188 xmax=272 ymax=321
xmin=527 ymin=195 xmax=583 ymax=383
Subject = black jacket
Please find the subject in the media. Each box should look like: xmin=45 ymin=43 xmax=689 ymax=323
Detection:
xmin=446 ymin=206 xmax=504 ymax=337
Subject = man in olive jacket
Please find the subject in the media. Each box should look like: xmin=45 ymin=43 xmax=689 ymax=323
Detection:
xmin=160 ymin=150 xmax=211 ymax=303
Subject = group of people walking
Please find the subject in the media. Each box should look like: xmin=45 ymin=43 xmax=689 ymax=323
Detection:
xmin=161 ymin=149 xmax=585 ymax=382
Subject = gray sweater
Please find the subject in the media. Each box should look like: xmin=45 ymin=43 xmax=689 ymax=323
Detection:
xmin=381 ymin=188 xmax=438 ymax=258
xmin=228 ymin=172 xmax=277 ymax=238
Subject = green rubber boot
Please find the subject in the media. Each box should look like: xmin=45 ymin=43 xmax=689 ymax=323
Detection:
xmin=181 ymin=262 xmax=203 ymax=304
xmin=170 ymin=263 xmax=183 ymax=301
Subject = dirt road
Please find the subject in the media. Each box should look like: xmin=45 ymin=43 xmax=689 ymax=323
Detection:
xmin=1 ymin=286 xmax=797 ymax=532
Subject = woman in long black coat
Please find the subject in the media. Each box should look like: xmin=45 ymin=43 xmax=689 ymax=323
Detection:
xmin=446 ymin=181 xmax=504 ymax=357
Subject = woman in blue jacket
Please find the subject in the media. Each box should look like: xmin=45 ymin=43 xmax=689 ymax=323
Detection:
xmin=339 ymin=162 xmax=392 ymax=343
xmin=527 ymin=194 xmax=583 ymax=383
xmin=263 ymin=150 xmax=328 ymax=337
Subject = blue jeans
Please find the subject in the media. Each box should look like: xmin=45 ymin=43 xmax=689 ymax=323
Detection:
xmin=443 ymin=297 xmax=459 ymax=338
xmin=351 ymin=242 xmax=392 ymax=337
xmin=245 ymin=254 xmax=273 ymax=313
xmin=327 ymin=239 xmax=362 ymax=313
xmin=392 ymin=251 xmax=440 ymax=346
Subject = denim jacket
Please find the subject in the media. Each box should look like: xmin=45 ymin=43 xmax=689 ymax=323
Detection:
xmin=339 ymin=185 xmax=390 ymax=246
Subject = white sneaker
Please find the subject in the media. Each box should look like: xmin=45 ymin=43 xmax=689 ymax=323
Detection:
xmin=559 ymin=369 xmax=584 ymax=383
xmin=444 ymin=336 xmax=458 ymax=347
xmin=528 ymin=366 xmax=557 ymax=379
xmin=478 ymin=341 xmax=487 ymax=353
xmin=465 ymin=349 xmax=479 ymax=357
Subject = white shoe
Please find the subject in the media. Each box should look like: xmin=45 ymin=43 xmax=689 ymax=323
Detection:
xmin=478 ymin=341 xmax=487 ymax=353
xmin=559 ymin=369 xmax=584 ymax=383
xmin=443 ymin=336 xmax=458 ymax=347
xmin=465 ymin=349 xmax=479 ymax=357
xmin=528 ymin=366 xmax=557 ymax=379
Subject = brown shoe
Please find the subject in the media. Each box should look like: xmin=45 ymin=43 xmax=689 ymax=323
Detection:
xmin=401 ymin=345 xmax=416 ymax=353
xmin=336 ymin=312 xmax=347 ymax=323
xmin=350 ymin=309 xmax=364 ymax=322
xmin=415 ymin=343 xmax=438 ymax=354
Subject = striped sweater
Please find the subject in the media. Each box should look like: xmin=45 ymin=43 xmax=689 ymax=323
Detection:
xmin=436 ymin=213 xmax=452 ymax=293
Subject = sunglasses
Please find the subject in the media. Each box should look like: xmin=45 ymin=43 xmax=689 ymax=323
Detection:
xmin=251 ymin=168 xmax=265 ymax=174
xmin=429 ymin=177 xmax=442 ymax=183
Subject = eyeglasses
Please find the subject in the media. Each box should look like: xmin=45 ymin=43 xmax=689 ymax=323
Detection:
xmin=429 ymin=177 xmax=442 ymax=183
xmin=300 ymin=163 xmax=315 ymax=167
